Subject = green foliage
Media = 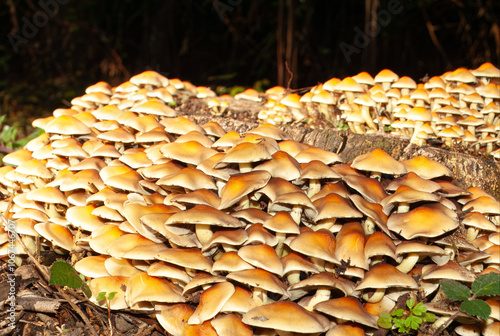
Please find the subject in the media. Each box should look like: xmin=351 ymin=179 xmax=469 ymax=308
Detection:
xmin=384 ymin=125 xmax=394 ymax=132
xmin=49 ymin=260 xmax=92 ymax=298
xmin=96 ymin=291 xmax=118 ymax=307
xmin=336 ymin=121 xmax=349 ymax=131
xmin=377 ymin=297 xmax=435 ymax=333
xmin=0 ymin=114 xmax=44 ymax=164
xmin=440 ymin=272 xmax=500 ymax=320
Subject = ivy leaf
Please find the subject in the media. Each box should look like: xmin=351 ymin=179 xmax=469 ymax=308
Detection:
xmin=377 ymin=312 xmax=393 ymax=329
xmin=472 ymin=273 xmax=500 ymax=297
xmin=49 ymin=261 xmax=84 ymax=290
xmin=460 ymin=299 xmax=491 ymax=320
xmin=412 ymin=302 xmax=427 ymax=316
xmin=440 ymin=279 xmax=471 ymax=301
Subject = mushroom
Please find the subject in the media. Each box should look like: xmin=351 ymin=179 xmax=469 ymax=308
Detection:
xmin=242 ymin=301 xmax=331 ymax=335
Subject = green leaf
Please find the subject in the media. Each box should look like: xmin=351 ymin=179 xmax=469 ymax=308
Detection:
xmin=49 ymin=261 xmax=84 ymax=290
xmin=412 ymin=302 xmax=427 ymax=316
xmin=472 ymin=272 xmax=500 ymax=297
xmin=81 ymin=282 xmax=92 ymax=298
xmin=391 ymin=309 xmax=404 ymax=317
xmin=393 ymin=318 xmax=409 ymax=333
xmin=405 ymin=314 xmax=423 ymax=330
xmin=460 ymin=299 xmax=491 ymax=320
xmin=406 ymin=297 xmax=415 ymax=309
xmin=440 ymin=279 xmax=471 ymax=301
xmin=96 ymin=291 xmax=107 ymax=302
xmin=107 ymin=291 xmax=117 ymax=301
xmin=423 ymin=312 xmax=436 ymax=323
xmin=377 ymin=312 xmax=393 ymax=329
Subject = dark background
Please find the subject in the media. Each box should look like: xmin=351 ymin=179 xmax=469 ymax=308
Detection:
xmin=1 ymin=0 xmax=499 ymax=133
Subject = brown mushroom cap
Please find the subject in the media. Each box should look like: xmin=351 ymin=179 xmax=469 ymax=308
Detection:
xmin=351 ymin=148 xmax=407 ymax=176
xmin=401 ymin=156 xmax=452 ymax=179
xmin=314 ymin=296 xmax=378 ymax=329
xmin=387 ymin=205 xmax=459 ymax=239
xmin=89 ymin=276 xmax=129 ymax=310
xmin=126 ymin=272 xmax=185 ymax=306
xmin=187 ymin=281 xmax=235 ymax=324
xmin=242 ymin=301 xmax=331 ymax=333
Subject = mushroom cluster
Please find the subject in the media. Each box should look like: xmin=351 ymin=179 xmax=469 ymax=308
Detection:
xmin=1 ymin=70 xmax=499 ymax=336
xmin=212 ymin=63 xmax=500 ymax=158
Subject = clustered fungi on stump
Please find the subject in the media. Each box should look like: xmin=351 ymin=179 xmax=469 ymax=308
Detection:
xmin=207 ymin=63 xmax=500 ymax=159
xmin=0 ymin=70 xmax=499 ymax=336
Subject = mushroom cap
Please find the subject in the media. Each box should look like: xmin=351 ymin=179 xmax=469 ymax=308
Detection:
xmin=351 ymin=148 xmax=407 ymax=176
xmin=89 ymin=276 xmax=129 ymax=310
xmin=238 ymin=244 xmax=283 ymax=276
xmin=288 ymin=229 xmax=338 ymax=264
xmin=335 ymin=221 xmax=368 ymax=269
xmin=165 ymin=204 xmax=242 ymax=228
xmin=356 ymin=262 xmax=418 ymax=290
xmin=210 ymin=313 xmax=253 ymax=336
xmin=242 ymin=301 xmax=331 ymax=333
xmin=422 ymin=261 xmax=476 ymax=282
xmin=126 ymin=272 xmax=185 ymax=306
xmin=289 ymin=271 xmax=356 ymax=296
xmin=314 ymin=296 xmax=378 ymax=329
xmin=160 ymin=141 xmax=218 ymax=166
xmin=34 ymin=223 xmax=74 ymax=251
xmin=156 ymin=248 xmax=213 ymax=273
xmin=219 ymin=170 xmax=272 ymax=209
xmin=211 ymin=251 xmax=254 ymax=273
xmin=44 ymin=115 xmax=91 ymax=135
xmin=188 ymin=281 xmax=235 ymax=324
xmin=401 ymin=156 xmax=452 ymax=179
xmin=385 ymin=172 xmax=443 ymax=193
xmin=215 ymin=141 xmax=273 ymax=168
xmin=157 ymin=167 xmax=217 ymax=192
xmin=342 ymin=174 xmax=387 ymax=204
xmin=387 ymin=205 xmax=459 ymax=239
xmin=254 ymin=151 xmax=302 ymax=181
xmin=226 ymin=268 xmax=288 ymax=297
xmin=156 ymin=304 xmax=194 ymax=336
xmin=364 ymin=231 xmax=398 ymax=261
xmin=74 ymin=255 xmax=110 ymax=278
xmin=108 ymin=233 xmax=167 ymax=260
xmin=313 ymin=193 xmax=364 ymax=221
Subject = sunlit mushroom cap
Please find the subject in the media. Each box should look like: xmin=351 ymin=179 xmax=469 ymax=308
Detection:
xmin=387 ymin=205 xmax=458 ymax=239
xmin=242 ymin=301 xmax=330 ymax=333
xmin=351 ymin=148 xmax=407 ymax=176
xmin=89 ymin=276 xmax=129 ymax=310
xmin=314 ymin=296 xmax=378 ymax=329
xmin=126 ymin=272 xmax=185 ymax=307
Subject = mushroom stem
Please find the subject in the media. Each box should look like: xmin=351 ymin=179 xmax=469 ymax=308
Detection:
xmin=353 ymin=122 xmax=365 ymax=134
xmin=252 ymin=288 xmax=268 ymax=306
xmin=397 ymin=202 xmax=410 ymax=213
xmin=363 ymin=217 xmax=376 ymax=235
xmin=275 ymin=232 xmax=286 ymax=258
xmin=307 ymin=179 xmax=321 ymax=198
xmin=290 ymin=205 xmax=303 ymax=225
xmin=362 ymin=288 xmax=385 ymax=303
xmin=361 ymin=105 xmax=377 ymax=131
xmin=304 ymin=288 xmax=331 ymax=311
xmin=311 ymin=257 xmax=326 ymax=272
xmin=195 ymin=223 xmax=213 ymax=246
xmin=239 ymin=162 xmax=253 ymax=173
xmin=396 ymin=253 xmax=420 ymax=273
xmin=286 ymin=271 xmax=301 ymax=286
xmin=370 ymin=171 xmax=382 ymax=181
xmin=314 ymin=218 xmax=340 ymax=233
xmin=466 ymin=227 xmax=479 ymax=242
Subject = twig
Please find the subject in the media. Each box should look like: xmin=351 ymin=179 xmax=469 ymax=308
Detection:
xmin=432 ymin=310 xmax=461 ymax=336
xmin=285 ymin=61 xmax=293 ymax=91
